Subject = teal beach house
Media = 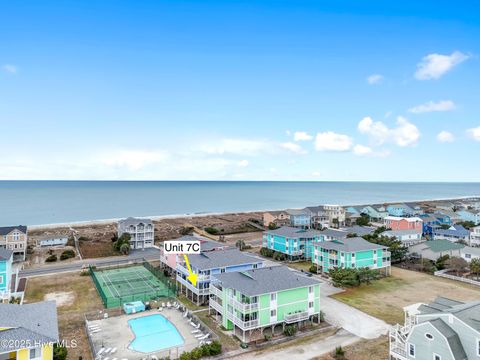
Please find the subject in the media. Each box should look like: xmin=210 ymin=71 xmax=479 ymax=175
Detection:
xmin=262 ymin=227 xmax=322 ymax=260
xmin=209 ymin=266 xmax=321 ymax=342
xmin=312 ymin=237 xmax=391 ymax=274
xmin=0 ymin=248 xmax=13 ymax=302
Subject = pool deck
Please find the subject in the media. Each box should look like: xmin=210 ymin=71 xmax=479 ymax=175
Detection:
xmin=89 ymin=307 xmax=205 ymax=359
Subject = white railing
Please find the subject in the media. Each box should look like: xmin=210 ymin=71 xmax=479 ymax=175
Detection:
xmin=228 ymin=296 xmax=259 ymax=313
xmin=230 ymin=315 xmax=259 ymax=330
xmin=177 ymin=264 xmax=210 ymax=281
xmin=284 ymin=311 xmax=309 ymax=323
xmin=210 ymin=285 xmax=223 ymax=298
xmin=209 ymin=298 xmax=223 ymax=313
xmin=434 ymin=269 xmax=480 ymax=287
xmin=176 ymin=276 xmax=210 ymax=295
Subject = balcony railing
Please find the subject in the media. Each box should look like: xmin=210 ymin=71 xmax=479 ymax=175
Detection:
xmin=209 ymin=298 xmax=223 ymax=313
xmin=210 ymin=285 xmax=223 ymax=298
xmin=284 ymin=311 xmax=309 ymax=323
xmin=228 ymin=296 xmax=259 ymax=312
xmin=229 ymin=315 xmax=259 ymax=330
xmin=176 ymin=275 xmax=210 ymax=295
xmin=177 ymin=264 xmax=210 ymax=281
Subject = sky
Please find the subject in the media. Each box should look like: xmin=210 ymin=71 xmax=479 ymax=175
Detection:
xmin=1 ymin=0 xmax=479 ymax=181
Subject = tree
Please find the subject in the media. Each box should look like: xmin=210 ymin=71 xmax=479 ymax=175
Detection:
xmin=470 ymin=258 xmax=480 ymax=280
xmin=53 ymin=344 xmax=68 ymax=360
xmin=362 ymin=234 xmax=407 ymax=263
xmin=446 ymin=256 xmax=468 ymax=276
xmin=268 ymin=223 xmax=279 ymax=230
xmin=457 ymin=221 xmax=475 ymax=230
xmin=180 ymin=226 xmax=194 ymax=235
xmin=236 ymin=240 xmax=246 ymax=251
xmin=435 ymin=254 xmax=450 ymax=271
xmin=120 ymin=243 xmax=130 ymax=255
xmin=329 ymin=268 xmax=360 ymax=287
xmin=356 ymin=214 xmax=370 ymax=226
xmin=456 ymin=239 xmax=469 ymax=246
xmin=111 ymin=233 xmax=118 ymax=243
xmin=346 ymin=233 xmax=357 ymax=238
xmin=332 ymin=218 xmax=339 ymax=228
xmin=113 ymin=233 xmax=131 ymax=254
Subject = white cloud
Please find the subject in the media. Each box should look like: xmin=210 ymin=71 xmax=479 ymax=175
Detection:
xmin=408 ymin=100 xmax=456 ymax=114
xmin=414 ymin=51 xmax=470 ymax=80
xmin=293 ymin=131 xmax=313 ymax=141
xmin=358 ymin=116 xmax=420 ymax=147
xmin=437 ymin=131 xmax=455 ymax=143
xmin=467 ymin=127 xmax=480 ymax=141
xmin=100 ymin=149 xmax=169 ymax=170
xmin=200 ymin=138 xmax=272 ymax=156
xmin=311 ymin=171 xmax=321 ymax=177
xmin=2 ymin=64 xmax=17 ymax=74
xmin=367 ymin=74 xmax=384 ymax=85
xmin=237 ymin=159 xmax=249 ymax=167
xmin=315 ymin=131 xmax=353 ymax=152
xmin=281 ymin=142 xmax=306 ymax=154
xmin=353 ymin=144 xmax=373 ymax=156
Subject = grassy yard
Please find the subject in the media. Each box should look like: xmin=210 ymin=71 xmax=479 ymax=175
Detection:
xmin=177 ymin=294 xmax=208 ymax=312
xmin=314 ymin=336 xmax=389 ymax=360
xmin=195 ymin=312 xmax=241 ymax=351
xmin=286 ymin=261 xmax=313 ymax=272
xmin=24 ymin=272 xmax=103 ymax=360
xmin=332 ymin=267 xmax=480 ymax=324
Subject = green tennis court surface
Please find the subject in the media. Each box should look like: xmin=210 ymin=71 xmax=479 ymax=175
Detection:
xmin=90 ymin=263 xmax=176 ymax=308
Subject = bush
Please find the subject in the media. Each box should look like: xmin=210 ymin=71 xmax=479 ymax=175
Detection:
xmin=45 ymin=254 xmax=58 ymax=262
xmin=334 ymin=346 xmax=345 ymax=359
xmin=53 ymin=344 xmax=68 ymax=360
xmin=204 ymin=227 xmax=219 ymax=235
xmin=268 ymin=223 xmax=278 ymax=230
xmin=78 ymin=236 xmax=90 ymax=242
xmin=284 ymin=325 xmax=297 ymax=336
xmin=178 ymin=341 xmax=222 ymax=359
xmin=260 ymin=247 xmax=274 ymax=258
xmin=180 ymin=226 xmax=194 ymax=235
xmin=309 ymin=265 xmax=318 ymax=273
xmin=272 ymin=252 xmax=286 ymax=261
xmin=60 ymin=250 xmax=75 ymax=261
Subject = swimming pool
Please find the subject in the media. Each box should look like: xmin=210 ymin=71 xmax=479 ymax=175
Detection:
xmin=128 ymin=314 xmax=185 ymax=353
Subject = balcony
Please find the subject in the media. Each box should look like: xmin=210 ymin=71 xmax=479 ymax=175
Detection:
xmin=177 ymin=264 xmax=210 ymax=281
xmin=284 ymin=311 xmax=309 ymax=324
xmin=229 ymin=296 xmax=259 ymax=313
xmin=210 ymin=285 xmax=223 ymax=298
xmin=209 ymin=298 xmax=223 ymax=313
xmin=230 ymin=315 xmax=259 ymax=330
xmin=176 ymin=275 xmax=209 ymax=295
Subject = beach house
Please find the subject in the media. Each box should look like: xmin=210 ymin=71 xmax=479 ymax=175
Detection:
xmin=323 ymin=204 xmax=346 ymax=227
xmin=160 ymin=235 xmax=230 ymax=273
xmin=209 ymin=266 xmax=321 ymax=343
xmin=390 ymin=297 xmax=480 ymax=360
xmin=285 ymin=209 xmax=312 ymax=228
xmin=457 ymin=209 xmax=480 ymax=225
xmin=384 ymin=216 xmax=423 ymax=231
xmin=386 ymin=204 xmax=415 ymax=217
xmin=361 ymin=205 xmax=388 ymax=221
xmin=383 ymin=230 xmax=423 ymax=246
xmin=0 ymin=301 xmax=59 ymax=360
xmin=312 ymin=237 xmax=391 ymax=274
xmin=117 ymin=217 xmax=154 ymax=249
xmin=470 ymin=225 xmax=480 ymax=246
xmin=176 ymin=248 xmax=263 ymax=305
xmin=0 ymin=226 xmax=27 ymax=262
xmin=0 ymin=249 xmax=13 ymax=303
xmin=262 ymin=211 xmax=290 ymax=227
xmin=304 ymin=206 xmax=329 ymax=229
xmin=408 ymin=240 xmax=464 ymax=261
xmin=262 ymin=227 xmax=322 ymax=260
xmin=432 ymin=224 xmax=470 ymax=244
xmin=460 ymin=246 xmax=480 ymax=263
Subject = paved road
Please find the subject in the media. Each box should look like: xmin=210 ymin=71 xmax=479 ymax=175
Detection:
xmin=19 ymin=247 xmax=161 ymax=278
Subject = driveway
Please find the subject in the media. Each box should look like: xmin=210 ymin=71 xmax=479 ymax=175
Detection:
xmin=320 ymin=280 xmax=390 ymax=339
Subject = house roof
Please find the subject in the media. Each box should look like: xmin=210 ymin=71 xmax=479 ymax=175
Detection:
xmin=285 ymin=209 xmax=309 ymax=216
xmin=433 ymin=225 xmax=470 ymax=237
xmin=188 ymin=248 xmax=261 ymax=270
xmin=461 ymin=246 xmax=480 ymax=256
xmin=314 ymin=237 xmax=384 ymax=252
xmin=384 ymin=216 xmax=423 ymax=222
xmin=174 ymin=235 xmax=229 ymax=252
xmin=318 ymin=228 xmax=348 ymax=238
xmin=118 ymin=217 xmax=153 ymax=227
xmin=340 ymin=226 xmax=376 ymax=236
xmin=264 ymin=226 xmax=322 ymax=238
xmin=212 ymin=266 xmax=320 ymax=296
xmin=429 ymin=319 xmax=467 ymax=360
xmin=0 ymin=301 xmax=59 ymax=352
xmin=0 ymin=248 xmax=13 ymax=261
xmin=413 ymin=240 xmax=464 ymax=253
xmin=0 ymin=226 xmax=27 ymax=236
xmin=383 ymin=229 xmax=422 ymax=236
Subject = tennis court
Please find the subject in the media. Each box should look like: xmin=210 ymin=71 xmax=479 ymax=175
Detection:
xmin=90 ymin=262 xmax=176 ymax=308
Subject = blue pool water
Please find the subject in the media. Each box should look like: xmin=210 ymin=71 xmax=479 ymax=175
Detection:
xmin=128 ymin=314 xmax=185 ymax=353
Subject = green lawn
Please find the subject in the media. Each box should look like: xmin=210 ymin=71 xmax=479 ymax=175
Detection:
xmin=286 ymin=261 xmax=313 ymax=272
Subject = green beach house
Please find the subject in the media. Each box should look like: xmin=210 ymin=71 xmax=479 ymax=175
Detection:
xmin=209 ymin=266 xmax=321 ymax=342
xmin=312 ymin=237 xmax=391 ymax=274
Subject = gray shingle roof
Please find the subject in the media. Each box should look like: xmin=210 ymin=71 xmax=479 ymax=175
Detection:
xmin=318 ymin=228 xmax=348 ymax=238
xmin=188 ymin=249 xmax=261 ymax=270
xmin=212 ymin=266 xmax=320 ymax=296
xmin=118 ymin=217 xmax=153 ymax=227
xmin=314 ymin=237 xmax=384 ymax=252
xmin=340 ymin=226 xmax=376 ymax=236
xmin=433 ymin=225 xmax=470 ymax=237
xmin=0 ymin=248 xmax=13 ymax=261
xmin=264 ymin=226 xmax=322 ymax=238
xmin=0 ymin=301 xmax=59 ymax=352
xmin=175 ymin=235 xmax=229 ymax=252
xmin=383 ymin=229 xmax=422 ymax=236
xmin=429 ymin=319 xmax=467 ymax=360
xmin=0 ymin=226 xmax=27 ymax=236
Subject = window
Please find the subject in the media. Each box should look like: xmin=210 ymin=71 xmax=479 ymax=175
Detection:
xmin=309 ymin=286 xmax=313 ymax=294
xmin=0 ymin=277 xmax=3 ymax=285
xmin=477 ymin=339 xmax=480 ymax=356
xmin=409 ymin=343 xmax=415 ymax=357
xmin=425 ymin=333 xmax=433 ymax=340
xmin=270 ymin=309 xmax=276 ymax=317
xmin=270 ymin=293 xmax=276 ymax=301
xmin=309 ymin=301 xmax=314 ymax=308
xmin=253 ymin=263 xmax=258 ymax=269
xmin=352 ymin=253 xmax=355 ymax=258
xmin=30 ymin=348 xmax=41 ymax=359
xmin=220 ymin=268 xmax=226 ymax=273
xmin=433 ymin=354 xmax=441 ymax=360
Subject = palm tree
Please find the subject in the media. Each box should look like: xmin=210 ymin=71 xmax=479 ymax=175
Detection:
xmin=236 ymin=240 xmax=246 ymax=251
xmin=120 ymin=243 xmax=130 ymax=255
xmin=470 ymin=258 xmax=480 ymax=280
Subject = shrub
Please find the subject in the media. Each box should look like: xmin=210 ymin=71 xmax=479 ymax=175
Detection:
xmin=204 ymin=227 xmax=219 ymax=235
xmin=260 ymin=247 xmax=274 ymax=258
xmin=45 ymin=254 xmax=58 ymax=263
xmin=53 ymin=344 xmax=68 ymax=360
xmin=272 ymin=251 xmax=286 ymax=261
xmin=309 ymin=265 xmax=318 ymax=273
xmin=268 ymin=223 xmax=278 ymax=230
xmin=284 ymin=325 xmax=297 ymax=336
xmin=60 ymin=250 xmax=75 ymax=261
xmin=78 ymin=236 xmax=89 ymax=242
xmin=180 ymin=226 xmax=194 ymax=235
xmin=178 ymin=341 xmax=222 ymax=360
xmin=334 ymin=346 xmax=345 ymax=359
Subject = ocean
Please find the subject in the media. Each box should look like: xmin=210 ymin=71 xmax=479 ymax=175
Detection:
xmin=0 ymin=181 xmax=479 ymax=227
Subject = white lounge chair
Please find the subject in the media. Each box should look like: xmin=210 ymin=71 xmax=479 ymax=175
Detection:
xmin=198 ymin=334 xmax=210 ymax=340
xmin=162 ymin=302 xmax=166 ymax=307
xmin=183 ymin=310 xmax=188 ymax=318
xmin=158 ymin=306 xmax=163 ymax=311
xmin=194 ymin=323 xmax=201 ymax=329
xmin=104 ymin=348 xmax=112 ymax=354
xmin=191 ymin=329 xmax=201 ymax=334
xmin=97 ymin=348 xmax=105 ymax=355
xmin=103 ymin=358 xmax=109 ymax=360
xmin=151 ymin=356 xmax=159 ymax=360
xmin=195 ymin=333 xmax=206 ymax=338
xmin=110 ymin=348 xmax=117 ymax=355
xmin=90 ymin=329 xmax=101 ymax=334
xmin=167 ymin=302 xmax=172 ymax=308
